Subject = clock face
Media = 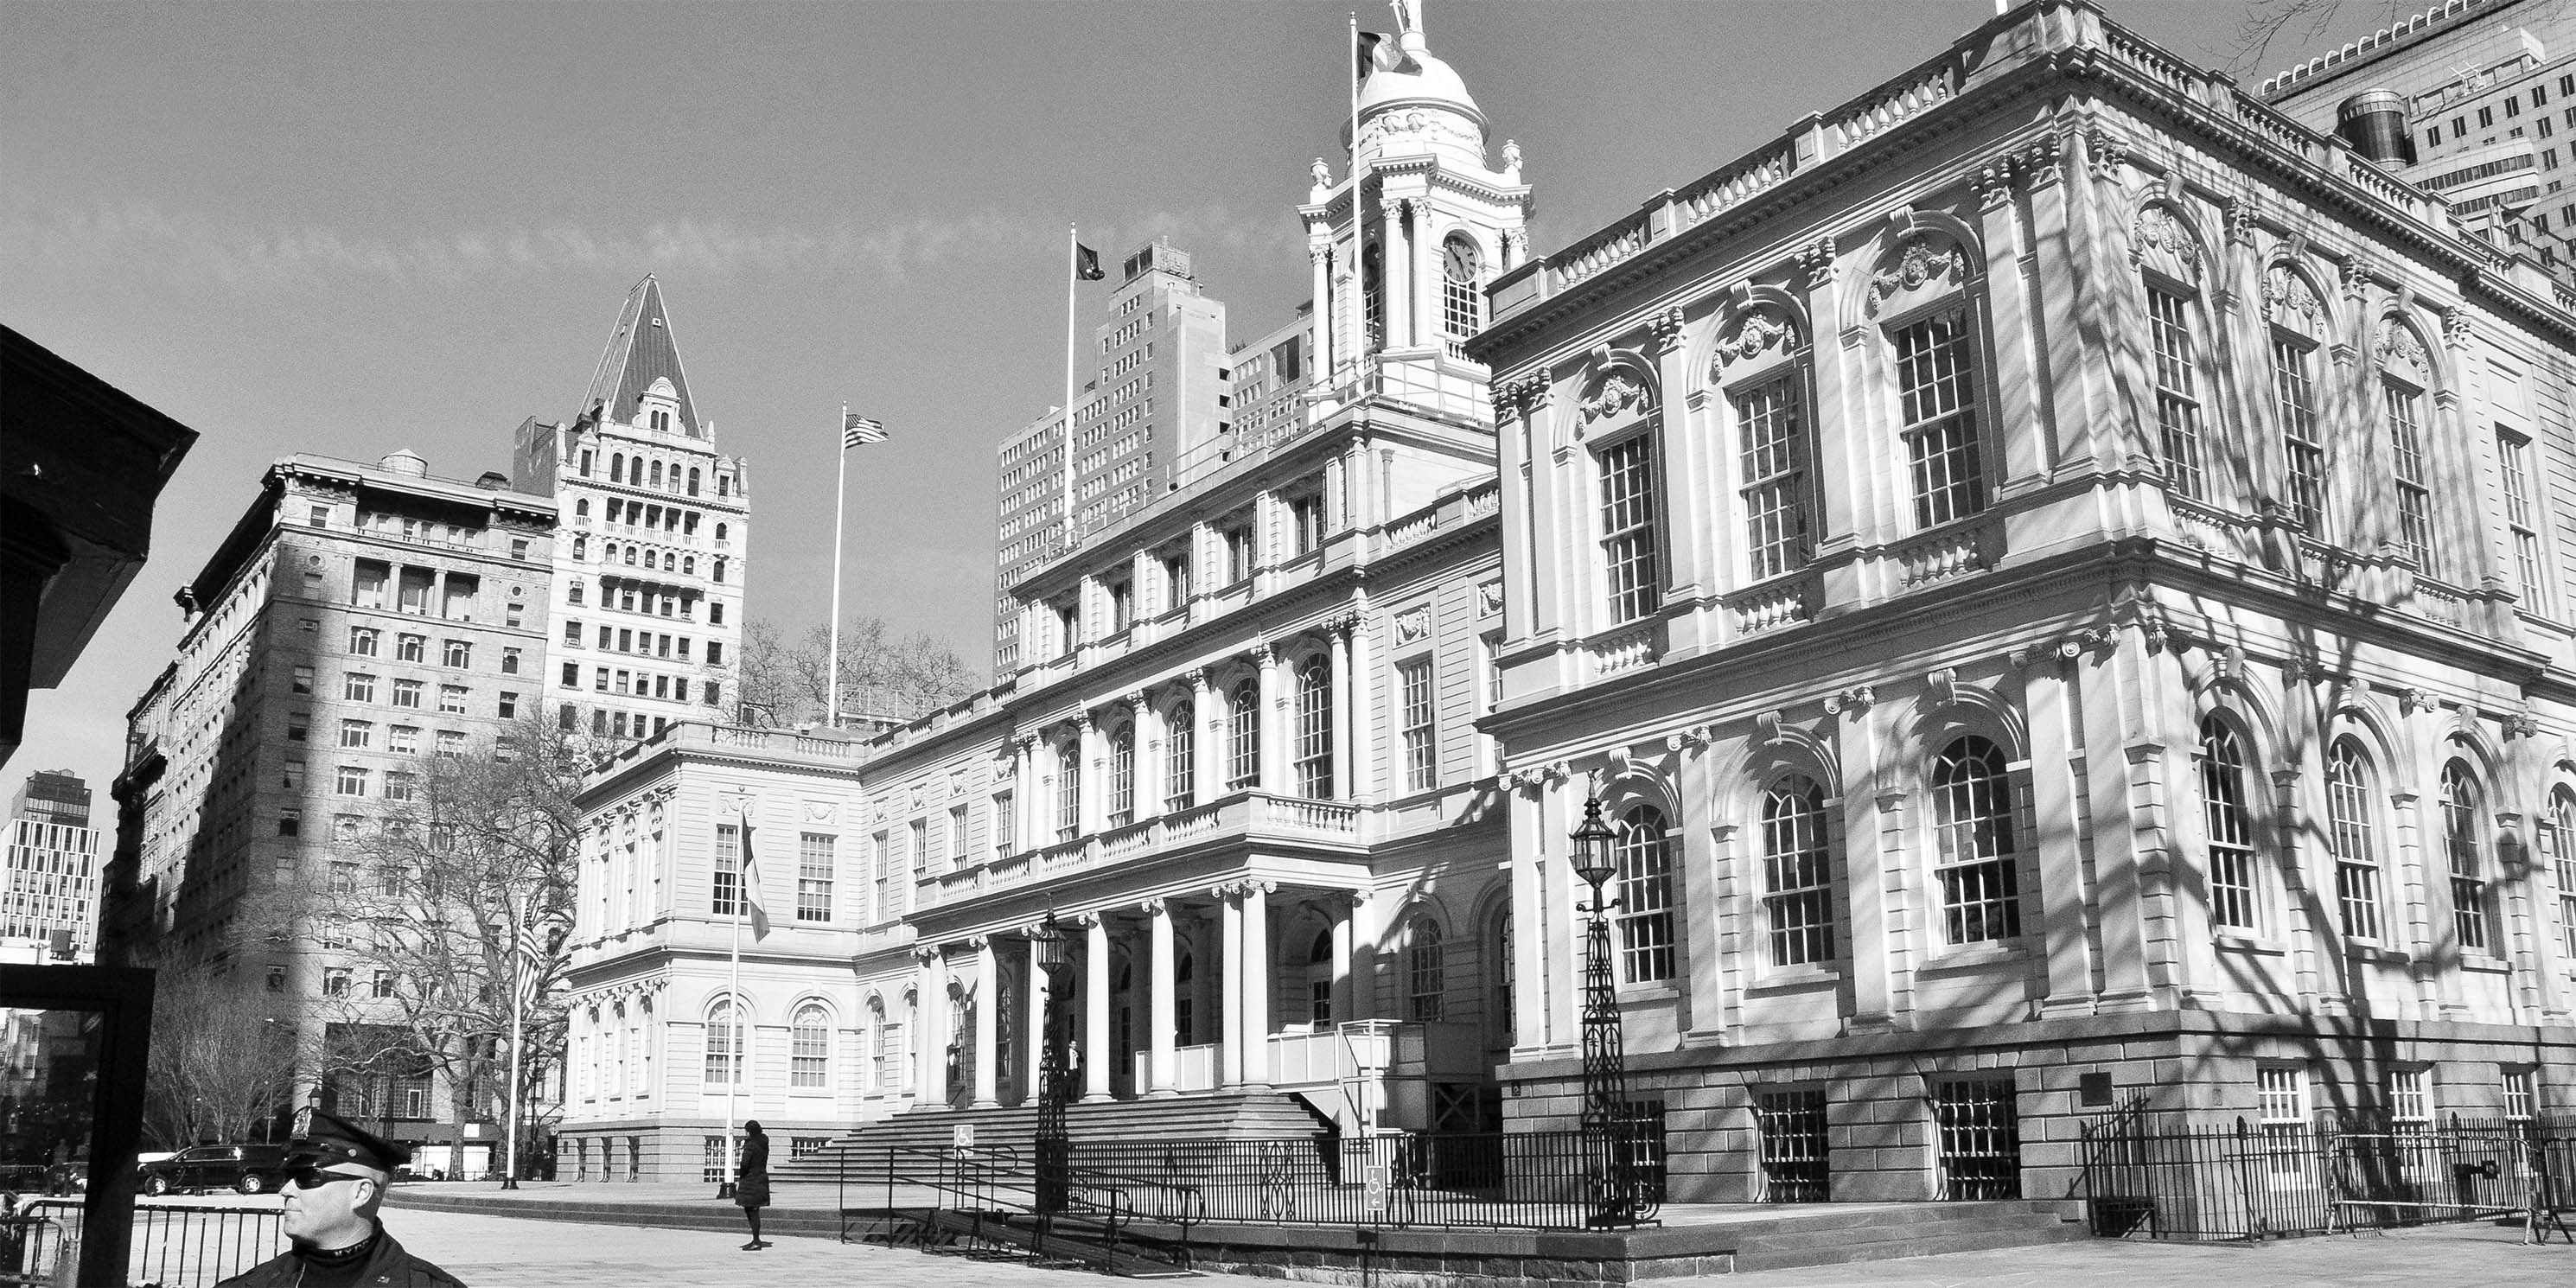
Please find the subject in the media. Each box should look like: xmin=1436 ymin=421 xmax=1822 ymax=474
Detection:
xmin=1444 ymin=237 xmax=1481 ymax=282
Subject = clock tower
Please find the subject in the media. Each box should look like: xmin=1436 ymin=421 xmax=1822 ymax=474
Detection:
xmin=1302 ymin=0 xmax=1531 ymax=412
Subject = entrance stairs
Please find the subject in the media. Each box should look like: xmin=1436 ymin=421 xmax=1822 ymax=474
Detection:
xmin=845 ymin=1206 xmax=1197 ymax=1279
xmin=1712 ymin=1201 xmax=2092 ymax=1272
xmin=770 ymin=1091 xmax=1333 ymax=1184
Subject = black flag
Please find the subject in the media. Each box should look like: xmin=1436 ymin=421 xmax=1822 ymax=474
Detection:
xmin=1074 ymin=243 xmax=1106 ymax=281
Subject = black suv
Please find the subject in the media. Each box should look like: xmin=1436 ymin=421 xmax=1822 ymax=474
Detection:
xmin=138 ymin=1145 xmax=295 ymax=1196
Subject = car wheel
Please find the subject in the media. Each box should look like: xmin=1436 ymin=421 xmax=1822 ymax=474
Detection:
xmin=236 ymin=1173 xmax=267 ymax=1196
xmin=144 ymin=1174 xmax=170 ymax=1196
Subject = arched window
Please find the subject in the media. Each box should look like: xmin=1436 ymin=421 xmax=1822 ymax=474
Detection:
xmin=1165 ymin=698 xmax=1196 ymax=814
xmin=866 ymin=998 xmax=889 ymax=1092
xmin=2439 ymin=762 xmax=2492 ymax=953
xmin=1597 ymin=430 xmax=1661 ymax=624
xmin=688 ymin=467 xmax=702 ymax=496
xmin=716 ymin=522 xmax=730 ymax=543
xmin=2263 ymin=265 xmax=2329 ymax=535
xmin=1174 ymin=953 xmax=1196 ymax=1044
xmin=712 ymin=558 xmax=727 ymax=584
xmin=1227 ymin=679 xmax=1260 ymax=790
xmin=2325 ymin=739 xmax=2384 ymax=940
xmin=683 ymin=557 xmax=695 ymax=576
xmin=1107 ymin=724 xmax=1137 ymax=826
xmin=1489 ymin=910 xmax=1514 ymax=1047
xmin=1055 ymin=737 xmax=1081 ymax=842
xmin=1363 ymin=241 xmax=1385 ymax=348
xmin=649 ymin=461 xmax=664 ymax=488
xmin=610 ymin=453 xmax=626 ymax=483
xmin=1895 ymin=309 xmax=1983 ymax=528
xmin=1614 ymin=806 xmax=1675 ymax=983
xmin=1307 ymin=929 xmax=1335 ymax=1025
xmin=1406 ymin=915 xmax=1444 ymax=1020
xmin=662 ymin=552 xmax=676 ymax=572
xmin=2546 ymin=788 xmax=2576 ymax=960
xmin=1761 ymin=775 xmax=1834 ymax=966
xmin=1440 ymin=233 xmax=1482 ymax=339
xmin=571 ymin=536 xmax=586 ymax=560
xmin=1931 ymin=736 xmax=2020 ymax=945
xmin=1292 ymin=654 xmax=1334 ymax=798
xmin=2197 ymin=717 xmax=2260 ymax=932
xmin=574 ymin=498 xmax=590 ymax=519
xmin=623 ymin=546 xmax=638 ymax=566
xmin=2383 ymin=374 xmax=2435 ymax=571
xmin=791 ymin=1003 xmax=830 ymax=1089
xmin=705 ymin=998 xmax=742 ymax=1087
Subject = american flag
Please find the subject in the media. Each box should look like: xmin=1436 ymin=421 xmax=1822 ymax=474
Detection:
xmin=843 ymin=412 xmax=887 ymax=449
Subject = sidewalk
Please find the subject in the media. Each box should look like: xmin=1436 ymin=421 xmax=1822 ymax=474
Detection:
xmin=366 ymin=1197 xmax=2573 ymax=1288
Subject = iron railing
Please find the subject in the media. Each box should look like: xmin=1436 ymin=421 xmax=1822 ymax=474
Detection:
xmin=5 ymin=1200 xmax=284 ymax=1288
xmin=2082 ymin=1110 xmax=2574 ymax=1241
xmin=1065 ymin=1129 xmax=1663 ymax=1230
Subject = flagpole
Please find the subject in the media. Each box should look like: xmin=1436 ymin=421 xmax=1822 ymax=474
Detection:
xmin=826 ymin=403 xmax=851 ymax=728
xmin=1348 ymin=10 xmax=1364 ymax=391
xmin=1062 ymin=224 xmax=1079 ymax=554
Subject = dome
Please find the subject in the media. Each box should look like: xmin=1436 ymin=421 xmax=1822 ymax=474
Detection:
xmin=1359 ymin=49 xmax=1483 ymax=129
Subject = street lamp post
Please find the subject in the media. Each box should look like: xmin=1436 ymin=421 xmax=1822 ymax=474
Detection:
xmin=1026 ymin=912 xmax=1074 ymax=1217
xmin=1569 ymin=793 xmax=1650 ymax=1227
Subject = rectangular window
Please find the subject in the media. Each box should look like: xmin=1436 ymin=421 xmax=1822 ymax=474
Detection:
xmin=443 ymin=640 xmax=471 ymax=668
xmin=2504 ymin=1068 xmax=2536 ymax=1121
xmin=497 ymin=692 xmax=518 ymax=720
xmin=392 ymin=679 xmax=422 ymax=709
xmin=1616 ymin=824 xmax=1675 ymax=984
xmin=385 ymin=772 xmax=415 ymax=802
xmin=309 ymin=504 xmax=332 ymax=528
xmin=436 ymin=730 xmax=465 ymax=756
xmin=2383 ymin=383 xmax=2435 ymax=571
xmin=501 ymin=647 xmax=520 ymax=675
xmin=291 ymin=665 xmax=315 ymax=694
xmin=323 ymin=967 xmax=352 ymax=997
xmin=872 ymin=831 xmax=892 ymax=920
xmin=1895 ymin=312 xmax=1984 ymax=527
xmin=1399 ymin=657 xmax=1438 ymax=793
xmin=348 ymin=627 xmax=379 ymax=657
xmin=2498 ymin=430 xmax=2550 ymax=614
xmin=1222 ymin=523 xmax=1253 ymax=583
xmin=335 ymin=765 xmax=369 ymax=797
xmin=1757 ymin=1089 xmax=1832 ymax=1202
xmin=797 ymin=832 xmax=834 ymax=923
xmin=711 ymin=824 xmax=742 ymax=916
xmin=2388 ymin=1067 xmax=2430 ymax=1124
xmin=2255 ymin=1063 xmax=2312 ymax=1178
xmin=1597 ymin=435 xmax=1661 ymax=624
xmin=343 ymin=672 xmax=376 ymax=703
xmin=1932 ymin=1080 xmax=2023 ymax=1201
xmin=387 ymin=725 xmax=418 ymax=754
xmin=947 ymin=806 xmax=968 ymax=870
xmin=1289 ymin=493 xmax=1325 ymax=556
xmin=338 ymin=719 xmax=372 ymax=749
xmin=2146 ymin=286 xmax=2208 ymax=500
xmin=1227 ymin=683 xmax=1259 ymax=790
xmin=2271 ymin=337 xmax=2326 ymax=535
xmin=398 ymin=634 xmax=426 ymax=663
xmin=562 ymin=661 xmax=580 ymax=688
xmin=1736 ymin=375 xmax=1811 ymax=579
xmin=439 ymin=685 xmax=469 ymax=714
xmin=398 ymin=568 xmax=434 ymax=615
xmin=1164 ymin=711 xmax=1195 ymax=815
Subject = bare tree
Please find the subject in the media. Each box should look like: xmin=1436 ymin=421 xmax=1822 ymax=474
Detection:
xmin=142 ymin=971 xmax=301 ymax=1148
xmin=318 ymin=716 xmax=585 ymax=1175
xmin=2228 ymin=0 xmax=2407 ymax=76
xmin=735 ymin=615 xmax=981 ymax=727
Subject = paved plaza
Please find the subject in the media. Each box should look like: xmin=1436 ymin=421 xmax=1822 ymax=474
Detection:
xmin=346 ymin=1203 xmax=2573 ymax=1288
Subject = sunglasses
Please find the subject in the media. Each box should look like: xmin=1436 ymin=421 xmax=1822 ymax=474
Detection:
xmin=286 ymin=1168 xmax=373 ymax=1189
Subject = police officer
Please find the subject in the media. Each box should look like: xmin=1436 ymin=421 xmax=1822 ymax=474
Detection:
xmin=217 ymin=1111 xmax=464 ymax=1287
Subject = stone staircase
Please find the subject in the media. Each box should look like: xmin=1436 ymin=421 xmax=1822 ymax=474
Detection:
xmin=771 ymin=1091 xmax=1335 ymax=1185
xmin=1716 ymin=1201 xmax=2092 ymax=1272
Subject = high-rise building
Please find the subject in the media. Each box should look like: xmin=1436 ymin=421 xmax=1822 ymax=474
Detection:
xmin=2262 ymin=0 xmax=2576 ymax=283
xmin=1476 ymin=0 xmax=2573 ymax=1202
xmin=993 ymin=240 xmax=1229 ymax=669
xmin=106 ymin=450 xmax=557 ymax=1159
xmin=515 ymin=277 xmax=750 ymax=740
xmin=5 ymin=769 xmax=99 ymax=959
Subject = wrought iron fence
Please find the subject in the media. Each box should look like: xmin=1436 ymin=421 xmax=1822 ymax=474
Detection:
xmin=5 ymin=1200 xmax=284 ymax=1288
xmin=1063 ymin=1129 xmax=1662 ymax=1229
xmin=2081 ymin=1110 xmax=2574 ymax=1241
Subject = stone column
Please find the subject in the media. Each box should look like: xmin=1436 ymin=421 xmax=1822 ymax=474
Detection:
xmin=1075 ymin=712 xmax=1102 ymax=836
xmin=2023 ymin=647 xmax=2095 ymax=1016
xmin=970 ymin=936 xmax=1000 ymax=1108
xmin=1022 ymin=936 xmax=1049 ymax=1102
xmin=1329 ymin=622 xmax=1354 ymax=800
xmin=1309 ymin=242 xmax=1335 ymax=378
xmin=1145 ymin=900 xmax=1179 ymax=1096
xmin=1409 ymin=199 xmax=1433 ymax=348
xmin=1345 ymin=612 xmax=1375 ymax=803
xmin=1083 ymin=914 xmax=1113 ymax=1102
xmin=1257 ymin=646 xmax=1286 ymax=795
xmin=1381 ymin=197 xmax=1411 ymax=348
xmin=1241 ymin=882 xmax=1273 ymax=1087
xmin=1330 ymin=894 xmax=1357 ymax=1025
xmin=912 ymin=946 xmax=944 ymax=1105
xmin=1827 ymin=687 xmax=1898 ymax=1031
xmin=1219 ymin=885 xmax=1245 ymax=1086
xmin=1013 ymin=737 xmax=1036 ymax=853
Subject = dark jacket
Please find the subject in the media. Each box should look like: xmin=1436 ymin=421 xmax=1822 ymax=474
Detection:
xmin=735 ymin=1134 xmax=771 ymax=1208
xmin=216 ymin=1227 xmax=465 ymax=1287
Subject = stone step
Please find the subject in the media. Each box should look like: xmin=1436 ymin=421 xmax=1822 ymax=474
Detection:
xmin=1728 ymin=1209 xmax=2091 ymax=1272
xmin=772 ymin=1093 xmax=1331 ymax=1183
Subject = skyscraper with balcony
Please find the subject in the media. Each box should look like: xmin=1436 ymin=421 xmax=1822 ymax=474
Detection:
xmin=515 ymin=277 xmax=751 ymax=739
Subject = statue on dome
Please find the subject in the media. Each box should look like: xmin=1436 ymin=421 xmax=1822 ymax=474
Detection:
xmin=1312 ymin=157 xmax=1332 ymax=192
xmin=1390 ymin=0 xmax=1419 ymax=39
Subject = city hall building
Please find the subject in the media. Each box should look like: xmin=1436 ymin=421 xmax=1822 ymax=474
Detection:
xmin=1471 ymin=0 xmax=2576 ymax=1202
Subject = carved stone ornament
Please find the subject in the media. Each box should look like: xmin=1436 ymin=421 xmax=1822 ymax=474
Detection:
xmin=2129 ymin=206 xmax=2199 ymax=277
xmin=1580 ymin=370 xmax=1652 ymax=424
xmin=2399 ymin=686 xmax=2439 ymax=717
xmin=1393 ymin=604 xmax=1431 ymax=646
xmin=1477 ymin=579 xmax=1503 ymax=617
xmin=1797 ymin=236 xmax=1839 ymax=289
xmin=1663 ymin=725 xmax=1713 ymax=754
xmin=2374 ymin=319 xmax=2428 ymax=376
xmin=1822 ymin=685 xmax=1876 ymax=716
xmin=2262 ymin=265 xmax=2322 ymax=328
xmin=1716 ymin=306 xmax=1794 ymax=373
xmin=2222 ymin=195 xmax=2257 ymax=246
xmin=2340 ymin=256 xmax=2375 ymax=303
xmin=2497 ymin=710 xmax=2540 ymax=740
xmin=1648 ymin=307 xmax=1687 ymax=355
xmin=2020 ymin=134 xmax=2065 ymax=188
xmin=1865 ymin=235 xmax=1966 ymax=316
xmin=805 ymin=800 xmax=834 ymax=823
xmin=1973 ymin=156 xmax=2018 ymax=210
xmin=2086 ymin=127 xmax=2126 ymax=181
xmin=2442 ymin=308 xmax=2473 ymax=349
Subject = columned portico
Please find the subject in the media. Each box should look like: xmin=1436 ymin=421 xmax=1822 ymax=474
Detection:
xmin=970 ymin=936 xmax=1000 ymax=1107
xmin=912 ymin=947 xmax=946 ymax=1105
xmin=1145 ymin=899 xmax=1180 ymax=1096
xmin=1082 ymin=913 xmax=1113 ymax=1102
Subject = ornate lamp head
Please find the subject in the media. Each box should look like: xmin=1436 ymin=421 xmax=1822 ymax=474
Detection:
xmin=1570 ymin=794 xmax=1617 ymax=892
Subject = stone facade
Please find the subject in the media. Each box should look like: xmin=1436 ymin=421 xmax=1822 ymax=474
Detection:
xmin=1470 ymin=0 xmax=2576 ymax=1203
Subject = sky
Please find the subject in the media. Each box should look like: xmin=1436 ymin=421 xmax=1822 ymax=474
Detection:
xmin=1 ymin=0 xmax=2393 ymax=811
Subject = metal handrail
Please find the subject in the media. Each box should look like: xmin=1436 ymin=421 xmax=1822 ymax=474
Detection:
xmin=867 ymin=1141 xmax=1202 ymax=1270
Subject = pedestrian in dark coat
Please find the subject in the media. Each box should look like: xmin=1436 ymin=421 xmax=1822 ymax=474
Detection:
xmin=735 ymin=1121 xmax=772 ymax=1251
xmin=217 ymin=1111 xmax=465 ymax=1287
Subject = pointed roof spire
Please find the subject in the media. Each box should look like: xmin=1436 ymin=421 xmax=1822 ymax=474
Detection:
xmin=578 ymin=275 xmax=705 ymax=437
